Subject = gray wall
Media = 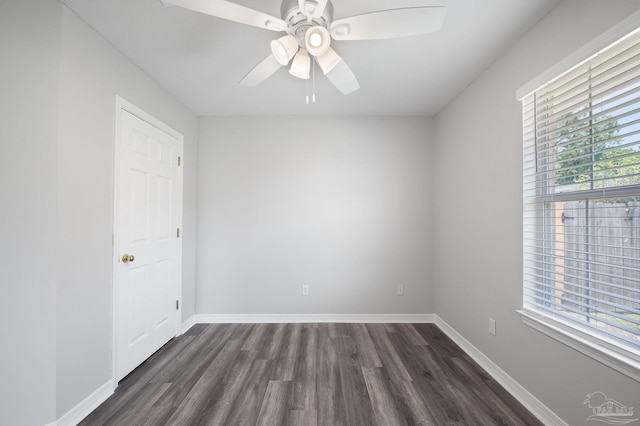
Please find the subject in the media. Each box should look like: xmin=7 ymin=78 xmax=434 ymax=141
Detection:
xmin=433 ymin=1 xmax=640 ymax=425
xmin=56 ymin=6 xmax=198 ymax=417
xmin=0 ymin=1 xmax=61 ymax=425
xmin=0 ymin=2 xmax=198 ymax=424
xmin=197 ymin=116 xmax=434 ymax=315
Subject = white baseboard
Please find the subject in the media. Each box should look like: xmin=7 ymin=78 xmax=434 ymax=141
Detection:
xmin=194 ymin=313 xmax=435 ymax=324
xmin=434 ymin=316 xmax=567 ymax=426
xmin=181 ymin=315 xmax=196 ymax=334
xmin=54 ymin=379 xmax=115 ymax=426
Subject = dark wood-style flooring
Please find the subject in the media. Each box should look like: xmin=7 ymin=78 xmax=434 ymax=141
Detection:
xmin=80 ymin=323 xmax=542 ymax=425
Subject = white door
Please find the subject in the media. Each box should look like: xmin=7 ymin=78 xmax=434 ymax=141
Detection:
xmin=114 ymin=101 xmax=183 ymax=381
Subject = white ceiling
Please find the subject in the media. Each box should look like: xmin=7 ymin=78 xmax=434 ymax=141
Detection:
xmin=60 ymin=0 xmax=560 ymax=116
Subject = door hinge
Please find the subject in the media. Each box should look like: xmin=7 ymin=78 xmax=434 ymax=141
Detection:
xmin=178 ymin=156 xmax=181 ymax=166
xmin=176 ymin=300 xmax=179 ymax=310
xmin=177 ymin=228 xmax=180 ymax=238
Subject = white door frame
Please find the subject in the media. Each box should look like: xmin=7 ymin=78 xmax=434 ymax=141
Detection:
xmin=112 ymin=95 xmax=184 ymax=383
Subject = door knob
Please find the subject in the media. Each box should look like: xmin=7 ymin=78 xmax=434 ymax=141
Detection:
xmin=122 ymin=254 xmax=135 ymax=263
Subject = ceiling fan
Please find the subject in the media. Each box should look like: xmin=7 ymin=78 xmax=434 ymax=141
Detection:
xmin=160 ymin=0 xmax=446 ymax=95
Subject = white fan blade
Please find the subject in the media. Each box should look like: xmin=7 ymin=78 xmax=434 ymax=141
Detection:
xmin=330 ymin=7 xmax=445 ymax=40
xmin=325 ymin=59 xmax=359 ymax=95
xmin=239 ymin=54 xmax=282 ymax=86
xmin=309 ymin=0 xmax=329 ymax=19
xmin=298 ymin=0 xmax=328 ymax=20
xmin=161 ymin=0 xmax=288 ymax=32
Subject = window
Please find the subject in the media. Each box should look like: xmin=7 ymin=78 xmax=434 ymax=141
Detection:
xmin=522 ymin=28 xmax=640 ymax=373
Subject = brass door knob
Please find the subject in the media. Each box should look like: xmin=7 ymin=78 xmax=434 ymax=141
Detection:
xmin=122 ymin=254 xmax=135 ymax=263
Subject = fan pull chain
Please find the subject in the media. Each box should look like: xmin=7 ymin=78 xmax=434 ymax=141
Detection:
xmin=305 ymin=61 xmax=316 ymax=105
xmin=305 ymin=63 xmax=310 ymax=105
xmin=312 ymin=59 xmax=316 ymax=103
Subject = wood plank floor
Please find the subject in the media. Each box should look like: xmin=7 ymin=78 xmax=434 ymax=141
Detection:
xmin=80 ymin=323 xmax=543 ymax=425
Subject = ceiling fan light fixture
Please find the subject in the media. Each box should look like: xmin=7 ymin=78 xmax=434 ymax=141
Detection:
xmin=315 ymin=47 xmax=342 ymax=75
xmin=305 ymin=26 xmax=331 ymax=57
xmin=270 ymin=34 xmax=298 ymax=65
xmin=289 ymin=48 xmax=310 ymax=79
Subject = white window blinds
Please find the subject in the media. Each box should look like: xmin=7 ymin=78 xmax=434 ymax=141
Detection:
xmin=522 ymin=29 xmax=640 ymax=358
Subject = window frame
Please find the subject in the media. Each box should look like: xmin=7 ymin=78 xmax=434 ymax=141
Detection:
xmin=518 ymin=17 xmax=640 ymax=382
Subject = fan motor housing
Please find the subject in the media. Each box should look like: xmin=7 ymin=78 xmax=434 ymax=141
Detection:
xmin=280 ymin=0 xmax=334 ymax=48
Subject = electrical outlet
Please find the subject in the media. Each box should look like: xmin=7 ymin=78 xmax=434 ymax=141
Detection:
xmin=302 ymin=285 xmax=310 ymax=296
xmin=489 ymin=317 xmax=496 ymax=336
xmin=396 ymin=284 xmax=404 ymax=296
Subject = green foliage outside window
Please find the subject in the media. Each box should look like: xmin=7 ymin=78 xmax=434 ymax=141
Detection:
xmin=554 ymin=111 xmax=640 ymax=189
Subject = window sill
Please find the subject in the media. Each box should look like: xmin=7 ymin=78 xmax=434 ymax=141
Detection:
xmin=518 ymin=310 xmax=640 ymax=383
